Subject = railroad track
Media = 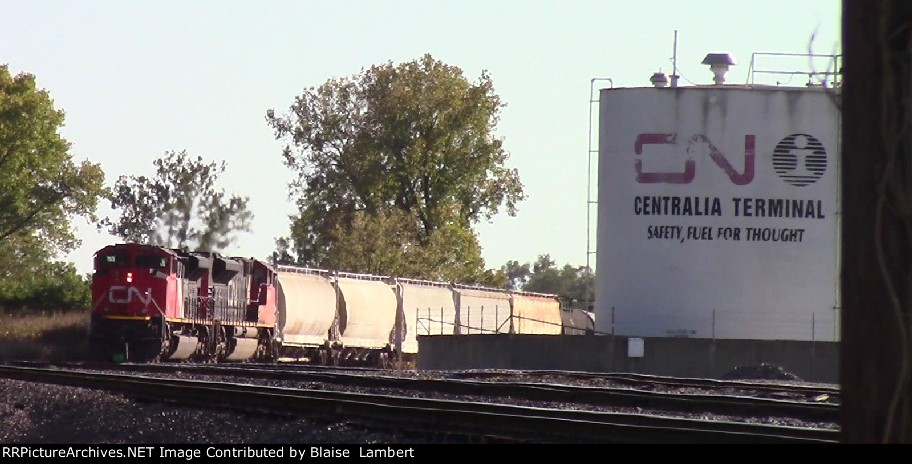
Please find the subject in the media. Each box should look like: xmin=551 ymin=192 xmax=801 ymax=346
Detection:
xmin=157 ymin=361 xmax=841 ymax=399
xmin=21 ymin=360 xmax=839 ymax=398
xmin=0 ymin=365 xmax=837 ymax=444
xmin=447 ymin=369 xmax=841 ymax=397
xmin=11 ymin=361 xmax=838 ymax=423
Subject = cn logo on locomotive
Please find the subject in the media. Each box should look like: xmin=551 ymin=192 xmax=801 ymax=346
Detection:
xmin=634 ymin=133 xmax=756 ymax=185
xmin=108 ymin=286 xmax=154 ymax=305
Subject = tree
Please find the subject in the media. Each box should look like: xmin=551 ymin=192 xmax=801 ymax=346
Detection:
xmin=0 ymin=261 xmax=90 ymax=312
xmin=103 ymin=150 xmax=253 ymax=251
xmin=273 ymin=206 xmax=506 ymax=286
xmin=267 ymin=54 xmax=524 ymax=284
xmin=0 ymin=65 xmax=106 ymax=257
xmin=502 ymin=255 xmax=594 ymax=308
xmin=502 ymin=260 xmax=531 ymax=290
xmin=320 ymin=207 xmax=499 ymax=283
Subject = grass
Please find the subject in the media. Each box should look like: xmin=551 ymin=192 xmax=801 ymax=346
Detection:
xmin=0 ymin=311 xmax=90 ymax=362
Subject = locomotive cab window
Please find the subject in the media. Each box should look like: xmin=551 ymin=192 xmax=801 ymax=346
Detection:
xmin=136 ymin=255 xmax=168 ymax=270
xmin=94 ymin=253 xmax=130 ymax=275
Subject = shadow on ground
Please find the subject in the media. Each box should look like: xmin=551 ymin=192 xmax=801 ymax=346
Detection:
xmin=0 ymin=323 xmax=89 ymax=363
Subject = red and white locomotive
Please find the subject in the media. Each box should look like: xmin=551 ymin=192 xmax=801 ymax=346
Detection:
xmin=88 ymin=243 xmax=277 ymax=362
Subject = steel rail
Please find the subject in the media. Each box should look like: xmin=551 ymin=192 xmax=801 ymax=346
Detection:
xmin=448 ymin=369 xmax=841 ymax=396
xmin=9 ymin=361 xmax=838 ymax=421
xmin=213 ymin=362 xmax=841 ymax=397
xmin=16 ymin=361 xmax=837 ymax=421
xmin=0 ymin=365 xmax=836 ymax=444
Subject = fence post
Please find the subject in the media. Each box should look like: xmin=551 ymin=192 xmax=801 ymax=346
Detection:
xmin=812 ymin=312 xmax=816 ymax=343
xmin=712 ymin=309 xmax=716 ymax=340
xmin=611 ymin=306 xmax=615 ymax=336
xmin=466 ymin=305 xmax=470 ymax=335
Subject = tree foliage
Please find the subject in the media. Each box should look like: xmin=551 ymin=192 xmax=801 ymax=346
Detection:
xmin=502 ymin=255 xmax=594 ymax=308
xmin=0 ymin=64 xmax=106 ymax=255
xmin=0 ymin=261 xmax=90 ymax=312
xmin=267 ymin=54 xmax=523 ymax=284
xmin=103 ymin=150 xmax=253 ymax=251
xmin=278 ymin=207 xmax=503 ymax=284
xmin=0 ymin=65 xmax=104 ymax=312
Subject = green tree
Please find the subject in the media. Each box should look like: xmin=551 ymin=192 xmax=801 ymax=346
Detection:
xmin=502 ymin=259 xmax=531 ymax=290
xmin=502 ymin=255 xmax=594 ymax=308
xmin=0 ymin=64 xmax=106 ymax=256
xmin=274 ymin=206 xmax=506 ymax=286
xmin=0 ymin=261 xmax=90 ymax=312
xmin=103 ymin=150 xmax=253 ymax=251
xmin=267 ymin=54 xmax=523 ymax=284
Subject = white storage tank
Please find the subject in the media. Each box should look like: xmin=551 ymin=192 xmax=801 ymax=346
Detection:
xmin=595 ymin=80 xmax=840 ymax=341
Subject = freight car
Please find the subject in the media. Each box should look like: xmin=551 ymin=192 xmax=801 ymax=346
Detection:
xmin=88 ymin=243 xmax=588 ymax=364
xmin=559 ymin=307 xmax=595 ymax=336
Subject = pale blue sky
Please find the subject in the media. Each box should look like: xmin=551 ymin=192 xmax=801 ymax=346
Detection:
xmin=1 ymin=0 xmax=841 ymax=275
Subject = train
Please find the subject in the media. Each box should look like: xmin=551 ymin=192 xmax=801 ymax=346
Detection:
xmin=88 ymin=242 xmax=594 ymax=364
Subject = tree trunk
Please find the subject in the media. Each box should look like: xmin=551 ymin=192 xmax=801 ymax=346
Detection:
xmin=841 ymin=0 xmax=912 ymax=443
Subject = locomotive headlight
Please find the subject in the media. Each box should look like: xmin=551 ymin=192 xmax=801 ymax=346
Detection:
xmin=126 ymin=272 xmax=133 ymax=283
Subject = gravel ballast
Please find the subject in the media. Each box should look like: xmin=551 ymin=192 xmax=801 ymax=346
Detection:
xmin=0 ymin=378 xmax=455 ymax=444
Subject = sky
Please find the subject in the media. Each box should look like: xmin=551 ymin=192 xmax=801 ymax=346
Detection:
xmin=0 ymin=0 xmax=842 ymax=275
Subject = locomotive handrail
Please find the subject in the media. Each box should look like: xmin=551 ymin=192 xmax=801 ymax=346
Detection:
xmin=146 ymin=293 xmax=166 ymax=318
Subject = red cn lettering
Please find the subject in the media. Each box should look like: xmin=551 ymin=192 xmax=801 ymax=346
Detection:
xmin=688 ymin=134 xmax=755 ymax=185
xmin=635 ymin=133 xmax=695 ymax=184
xmin=635 ymin=133 xmax=756 ymax=185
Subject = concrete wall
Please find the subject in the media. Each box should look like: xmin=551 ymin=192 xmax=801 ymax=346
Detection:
xmin=417 ymin=334 xmax=838 ymax=383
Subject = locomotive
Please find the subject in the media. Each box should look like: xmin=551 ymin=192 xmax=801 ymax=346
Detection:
xmin=88 ymin=242 xmax=593 ymax=364
xmin=88 ymin=243 xmax=277 ymax=362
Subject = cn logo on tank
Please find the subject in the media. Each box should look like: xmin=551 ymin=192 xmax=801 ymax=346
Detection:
xmin=772 ymin=134 xmax=827 ymax=186
xmin=635 ymin=133 xmax=755 ymax=185
xmin=634 ymin=133 xmax=826 ymax=186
